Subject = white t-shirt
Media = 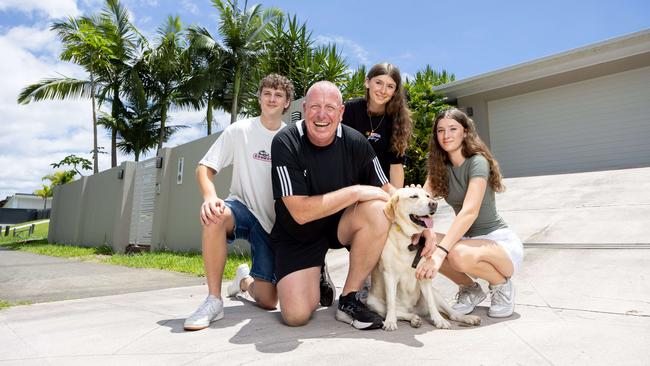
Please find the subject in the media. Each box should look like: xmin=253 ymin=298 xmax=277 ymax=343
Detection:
xmin=199 ymin=116 xmax=285 ymax=233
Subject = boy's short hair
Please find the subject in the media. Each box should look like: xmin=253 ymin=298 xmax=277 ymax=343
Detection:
xmin=258 ymin=74 xmax=295 ymax=113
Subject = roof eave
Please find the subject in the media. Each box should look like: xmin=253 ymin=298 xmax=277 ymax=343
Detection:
xmin=434 ymin=29 xmax=650 ymax=99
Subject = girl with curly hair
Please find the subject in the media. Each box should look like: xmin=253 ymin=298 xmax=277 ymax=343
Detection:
xmin=416 ymin=108 xmax=523 ymax=318
xmin=342 ymin=62 xmax=412 ymax=190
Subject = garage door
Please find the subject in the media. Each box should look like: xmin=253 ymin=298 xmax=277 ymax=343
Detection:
xmin=488 ymin=66 xmax=650 ymax=177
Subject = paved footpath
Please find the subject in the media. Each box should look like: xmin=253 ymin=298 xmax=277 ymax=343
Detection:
xmin=0 ymin=247 xmax=204 ymax=303
xmin=1 ymin=247 xmax=649 ymax=365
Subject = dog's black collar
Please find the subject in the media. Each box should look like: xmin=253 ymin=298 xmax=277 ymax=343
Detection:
xmin=408 ymin=236 xmax=426 ymax=269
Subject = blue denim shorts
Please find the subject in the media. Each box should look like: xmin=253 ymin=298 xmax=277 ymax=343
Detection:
xmin=225 ymin=199 xmax=276 ymax=284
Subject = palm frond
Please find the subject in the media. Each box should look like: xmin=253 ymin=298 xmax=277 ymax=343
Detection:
xmin=17 ymin=77 xmax=92 ymax=104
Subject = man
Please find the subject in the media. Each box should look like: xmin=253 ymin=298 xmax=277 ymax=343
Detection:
xmin=270 ymin=81 xmax=391 ymax=330
xmin=184 ymin=74 xmax=294 ymax=331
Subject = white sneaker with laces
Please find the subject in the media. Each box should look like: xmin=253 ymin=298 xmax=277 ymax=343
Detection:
xmin=451 ymin=282 xmax=487 ymax=315
xmin=488 ymin=278 xmax=515 ymax=318
xmin=227 ymin=263 xmax=251 ymax=297
xmin=183 ymin=295 xmax=224 ymax=331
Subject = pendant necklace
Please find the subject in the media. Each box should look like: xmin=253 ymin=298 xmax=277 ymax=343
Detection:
xmin=368 ymin=112 xmax=385 ymax=139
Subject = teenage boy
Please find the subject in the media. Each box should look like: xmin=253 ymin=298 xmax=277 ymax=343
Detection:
xmin=184 ymin=74 xmax=294 ymax=331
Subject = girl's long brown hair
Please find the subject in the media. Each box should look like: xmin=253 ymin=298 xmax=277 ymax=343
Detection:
xmin=427 ymin=108 xmax=505 ymax=198
xmin=365 ymin=63 xmax=412 ymax=156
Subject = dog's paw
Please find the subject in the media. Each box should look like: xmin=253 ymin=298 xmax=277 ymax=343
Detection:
xmin=461 ymin=315 xmax=481 ymax=326
xmin=432 ymin=317 xmax=451 ymax=329
xmin=409 ymin=315 xmax=422 ymax=328
xmin=383 ymin=319 xmax=398 ymax=331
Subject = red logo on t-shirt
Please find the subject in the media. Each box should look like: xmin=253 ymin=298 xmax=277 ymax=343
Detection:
xmin=253 ymin=150 xmax=271 ymax=162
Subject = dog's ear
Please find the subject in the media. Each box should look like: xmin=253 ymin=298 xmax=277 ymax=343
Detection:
xmin=383 ymin=194 xmax=398 ymax=222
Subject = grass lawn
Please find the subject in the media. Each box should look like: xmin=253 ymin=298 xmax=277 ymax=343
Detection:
xmin=1 ymin=221 xmax=251 ymax=279
xmin=0 ymin=219 xmax=49 ymax=245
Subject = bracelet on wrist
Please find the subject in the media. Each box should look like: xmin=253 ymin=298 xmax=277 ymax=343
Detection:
xmin=436 ymin=244 xmax=449 ymax=255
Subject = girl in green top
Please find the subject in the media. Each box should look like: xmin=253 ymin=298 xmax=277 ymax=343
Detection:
xmin=417 ymin=108 xmax=523 ymax=318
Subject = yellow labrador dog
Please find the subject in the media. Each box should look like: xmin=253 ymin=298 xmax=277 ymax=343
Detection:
xmin=366 ymin=187 xmax=481 ymax=331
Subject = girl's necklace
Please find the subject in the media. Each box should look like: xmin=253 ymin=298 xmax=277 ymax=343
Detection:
xmin=368 ymin=113 xmax=385 ymax=135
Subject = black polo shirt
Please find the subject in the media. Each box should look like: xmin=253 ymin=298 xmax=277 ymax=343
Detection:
xmin=270 ymin=120 xmax=388 ymax=243
xmin=342 ymin=97 xmax=405 ymax=179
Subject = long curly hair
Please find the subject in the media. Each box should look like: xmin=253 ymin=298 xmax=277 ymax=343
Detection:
xmin=427 ymin=108 xmax=505 ymax=198
xmin=365 ymin=63 xmax=412 ymax=156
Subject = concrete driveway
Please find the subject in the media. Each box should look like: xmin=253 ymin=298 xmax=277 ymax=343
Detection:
xmin=1 ymin=167 xmax=649 ymax=365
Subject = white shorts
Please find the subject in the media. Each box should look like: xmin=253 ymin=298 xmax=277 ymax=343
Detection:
xmin=462 ymin=227 xmax=524 ymax=275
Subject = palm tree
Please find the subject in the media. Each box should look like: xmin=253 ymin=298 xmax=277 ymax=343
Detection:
xmin=37 ymin=171 xmax=77 ymax=208
xmin=96 ymin=0 xmax=145 ymax=167
xmin=211 ymin=0 xmax=282 ymax=123
xmin=238 ymin=14 xmax=310 ymax=115
xmin=18 ymin=16 xmax=114 ymax=174
xmin=142 ymin=15 xmax=190 ymax=150
xmin=239 ymin=14 xmax=352 ymax=115
xmin=34 ymin=185 xmax=53 ymax=210
xmin=260 ymin=14 xmax=313 ymax=95
xmin=407 ymin=64 xmax=455 ymax=87
xmin=341 ymin=65 xmax=366 ymax=102
xmin=99 ymin=104 xmax=185 ymax=161
xmin=309 ymin=44 xmax=348 ymax=86
xmin=403 ymin=65 xmax=456 ymax=184
xmin=186 ymin=26 xmax=231 ymax=135
xmin=18 ymin=0 xmax=144 ymax=170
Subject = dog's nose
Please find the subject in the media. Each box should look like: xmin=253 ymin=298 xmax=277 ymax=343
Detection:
xmin=429 ymin=201 xmax=438 ymax=213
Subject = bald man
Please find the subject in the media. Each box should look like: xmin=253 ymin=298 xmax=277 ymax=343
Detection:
xmin=270 ymin=81 xmax=391 ymax=329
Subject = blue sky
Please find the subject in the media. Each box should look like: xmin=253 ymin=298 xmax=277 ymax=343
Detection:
xmin=1 ymin=0 xmax=649 ymax=197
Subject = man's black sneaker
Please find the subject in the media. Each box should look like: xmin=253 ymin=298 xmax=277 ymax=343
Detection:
xmin=319 ymin=264 xmax=335 ymax=306
xmin=335 ymin=291 xmax=384 ymax=330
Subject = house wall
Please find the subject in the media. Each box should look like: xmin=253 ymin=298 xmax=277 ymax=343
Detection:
xmin=49 ymin=164 xmax=134 ymax=248
xmin=4 ymin=195 xmax=52 ymax=209
xmin=453 ymin=53 xmax=650 ymax=177
xmin=77 ymin=167 xmax=126 ymax=247
xmin=49 ymin=178 xmax=86 ymax=244
xmin=48 ymin=122 xmax=271 ymax=253
xmin=487 ymin=66 xmax=650 ymax=177
xmin=157 ymin=133 xmax=226 ymax=252
xmin=456 ymin=97 xmax=491 ymax=148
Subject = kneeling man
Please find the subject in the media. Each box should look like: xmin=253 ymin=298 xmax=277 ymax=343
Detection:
xmin=270 ymin=81 xmax=391 ymax=330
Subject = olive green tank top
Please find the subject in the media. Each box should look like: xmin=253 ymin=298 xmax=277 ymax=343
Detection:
xmin=444 ymin=154 xmax=507 ymax=237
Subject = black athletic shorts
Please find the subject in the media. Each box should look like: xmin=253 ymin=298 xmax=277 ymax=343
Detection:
xmin=270 ymin=211 xmax=345 ymax=282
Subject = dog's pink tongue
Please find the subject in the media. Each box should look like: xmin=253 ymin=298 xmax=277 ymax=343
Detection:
xmin=422 ymin=216 xmax=433 ymax=228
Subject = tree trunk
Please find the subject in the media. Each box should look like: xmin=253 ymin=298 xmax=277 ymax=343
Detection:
xmin=230 ymin=66 xmax=242 ymax=124
xmin=111 ymin=86 xmax=120 ymax=168
xmin=158 ymin=99 xmax=168 ymax=150
xmin=90 ymin=69 xmax=99 ymax=174
xmin=206 ymin=97 xmax=213 ymax=135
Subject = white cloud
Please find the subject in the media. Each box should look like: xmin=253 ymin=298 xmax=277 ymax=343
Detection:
xmin=0 ymin=24 xmax=229 ymax=196
xmin=3 ymin=25 xmax=60 ymax=57
xmin=180 ymin=0 xmax=199 ymax=15
xmin=315 ymin=35 xmax=370 ymax=65
xmin=0 ymin=25 xmax=103 ymax=195
xmin=0 ymin=0 xmax=80 ymax=18
xmin=123 ymin=0 xmax=159 ymax=8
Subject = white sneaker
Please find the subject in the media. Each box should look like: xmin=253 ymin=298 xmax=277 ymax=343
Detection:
xmin=183 ymin=295 xmax=224 ymax=331
xmin=488 ymin=278 xmax=515 ymax=318
xmin=227 ymin=263 xmax=251 ymax=297
xmin=452 ymin=282 xmax=487 ymax=315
